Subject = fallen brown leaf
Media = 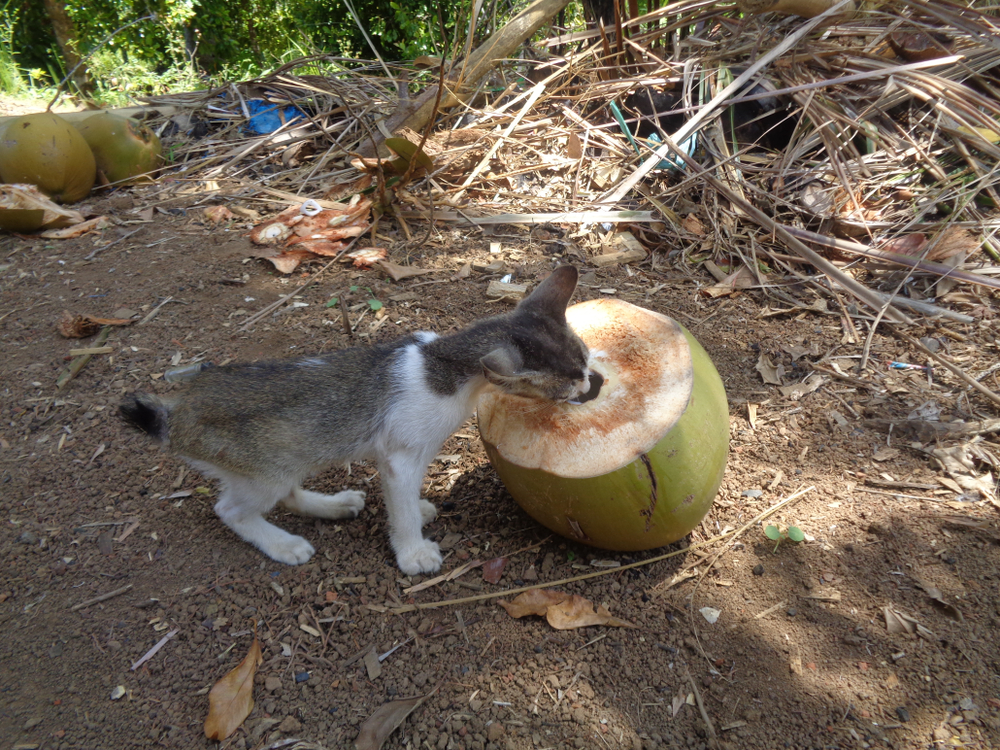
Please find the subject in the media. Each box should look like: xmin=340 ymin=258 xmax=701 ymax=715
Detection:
xmin=57 ymin=310 xmax=134 ymax=338
xmin=355 ymin=689 xmax=436 ymax=750
xmin=755 ymin=353 xmax=784 ymax=386
xmin=377 ymin=260 xmax=435 ymax=282
xmin=914 ymin=579 xmax=963 ymax=622
xmin=884 ymin=606 xmax=936 ymax=642
xmin=498 ymin=589 xmax=634 ymax=630
xmin=346 ymin=247 xmax=388 ymax=268
xmin=482 ymin=557 xmax=507 ymax=585
xmin=204 ymin=206 xmax=236 ymax=224
xmin=204 ymin=627 xmax=262 ymax=740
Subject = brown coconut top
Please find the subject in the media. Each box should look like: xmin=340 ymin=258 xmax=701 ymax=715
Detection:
xmin=478 ymin=298 xmax=693 ymax=478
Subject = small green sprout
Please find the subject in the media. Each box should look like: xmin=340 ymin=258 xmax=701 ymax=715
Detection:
xmin=764 ymin=524 xmax=805 ymax=553
xmin=333 ymin=286 xmax=381 ymax=311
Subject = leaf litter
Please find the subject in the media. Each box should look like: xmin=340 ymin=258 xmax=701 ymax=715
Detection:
xmin=203 ymin=623 xmax=262 ymax=740
xmin=355 ymin=687 xmax=438 ymax=750
xmin=498 ymin=589 xmax=634 ymax=630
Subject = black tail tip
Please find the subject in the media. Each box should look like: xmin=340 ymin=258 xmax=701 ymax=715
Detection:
xmin=120 ymin=395 xmax=167 ymax=441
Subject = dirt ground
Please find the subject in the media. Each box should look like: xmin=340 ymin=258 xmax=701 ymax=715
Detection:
xmin=2 ymin=185 xmax=1000 ymax=750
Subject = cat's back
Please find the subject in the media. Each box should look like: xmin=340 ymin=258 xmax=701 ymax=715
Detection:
xmin=171 ymin=334 xmax=422 ymax=439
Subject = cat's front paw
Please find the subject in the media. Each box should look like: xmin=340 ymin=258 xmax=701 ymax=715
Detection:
xmin=396 ymin=539 xmax=443 ymax=576
xmin=264 ymin=535 xmax=315 ymax=565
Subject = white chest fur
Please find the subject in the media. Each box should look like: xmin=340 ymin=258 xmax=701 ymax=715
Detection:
xmin=380 ymin=336 xmax=487 ymax=455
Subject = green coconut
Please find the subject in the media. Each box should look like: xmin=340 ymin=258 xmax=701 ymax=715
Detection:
xmin=0 ymin=113 xmax=96 ymax=203
xmin=478 ymin=299 xmax=729 ymax=551
xmin=73 ymin=112 xmax=163 ymax=185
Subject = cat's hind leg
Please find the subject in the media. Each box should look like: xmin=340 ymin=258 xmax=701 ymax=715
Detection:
xmin=282 ymin=487 xmax=366 ymax=519
xmin=212 ymin=471 xmax=315 ymax=565
xmin=418 ymin=499 xmax=437 ymax=526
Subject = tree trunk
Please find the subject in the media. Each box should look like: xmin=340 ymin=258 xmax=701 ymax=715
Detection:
xmin=41 ymin=0 xmax=92 ymax=94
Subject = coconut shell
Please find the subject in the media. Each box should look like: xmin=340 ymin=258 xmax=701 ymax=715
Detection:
xmin=479 ymin=299 xmax=730 ymax=551
xmin=0 ymin=113 xmax=96 ymax=203
xmin=73 ymin=112 xmax=164 ymax=185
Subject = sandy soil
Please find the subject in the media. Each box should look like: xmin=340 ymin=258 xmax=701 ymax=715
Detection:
xmin=1 ymin=187 xmax=999 ymax=750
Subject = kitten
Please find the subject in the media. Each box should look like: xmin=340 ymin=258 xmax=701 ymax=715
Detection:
xmin=120 ymin=265 xmax=592 ymax=575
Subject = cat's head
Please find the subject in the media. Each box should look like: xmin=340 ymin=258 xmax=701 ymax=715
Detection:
xmin=481 ymin=266 xmax=593 ymax=402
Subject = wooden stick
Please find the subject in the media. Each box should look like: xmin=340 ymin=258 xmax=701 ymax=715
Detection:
xmin=889 ymin=326 xmax=1000 ymax=408
xmin=70 ymin=583 xmax=133 ymax=611
xmin=685 ymin=664 xmax=719 ymax=750
xmin=384 ymin=487 xmax=814 ymax=614
xmin=130 ymin=628 xmax=179 ymax=671
xmin=56 ymin=326 xmax=111 ymax=391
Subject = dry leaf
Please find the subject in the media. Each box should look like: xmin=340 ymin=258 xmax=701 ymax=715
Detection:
xmin=204 ymin=628 xmax=262 ymax=740
xmin=755 ymin=353 xmax=784 ymax=385
xmin=346 ymin=247 xmax=388 ymax=268
xmin=57 ymin=310 xmax=134 ymax=338
xmin=482 ymin=557 xmax=507 ymax=585
xmin=355 ymin=689 xmax=435 ymax=750
xmin=747 ymin=403 xmax=758 ymax=430
xmin=377 ymin=260 xmax=435 ymax=282
xmin=670 ymin=691 xmax=686 ymax=718
xmin=498 ymin=589 xmax=634 ymax=630
xmin=914 ymin=579 xmax=963 ymax=622
xmin=204 ymin=206 xmax=236 ymax=224
xmin=566 ymin=132 xmax=583 ymax=160
xmin=778 ymin=372 xmax=824 ymax=400
xmin=880 ymin=233 xmax=927 ymax=257
xmin=682 ymin=214 xmax=705 ymax=235
xmin=883 ymin=606 xmax=936 ymax=642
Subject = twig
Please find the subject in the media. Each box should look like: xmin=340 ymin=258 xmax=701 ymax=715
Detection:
xmin=685 ymin=663 xmax=719 ymax=750
xmin=455 ymin=82 xmax=546 ymax=201
xmin=56 ymin=325 xmax=111 ymax=391
xmin=130 ymin=628 xmax=180 ymax=671
xmin=889 ymin=325 xmax=1000 ymax=408
xmin=687 ymin=486 xmax=815 ymax=666
xmin=600 ymin=0 xmax=855 ymax=205
xmin=385 ymin=489 xmax=813 ymax=614
xmin=70 ymin=583 xmax=133 ymax=612
xmin=137 ymin=296 xmax=175 ymax=325
xmin=239 ymin=233 xmax=364 ymax=330
xmin=84 ymin=228 xmax=143 ymax=261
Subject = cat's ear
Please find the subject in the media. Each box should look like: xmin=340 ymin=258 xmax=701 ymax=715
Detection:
xmin=518 ymin=265 xmax=578 ymax=319
xmin=481 ymin=347 xmax=523 ymax=384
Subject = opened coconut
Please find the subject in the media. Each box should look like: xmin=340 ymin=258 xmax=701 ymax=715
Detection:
xmin=478 ymin=299 xmax=729 ymax=551
xmin=73 ymin=112 xmax=163 ymax=185
xmin=0 ymin=113 xmax=96 ymax=203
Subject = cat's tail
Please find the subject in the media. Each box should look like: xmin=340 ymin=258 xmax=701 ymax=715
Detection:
xmin=120 ymin=394 xmax=171 ymax=443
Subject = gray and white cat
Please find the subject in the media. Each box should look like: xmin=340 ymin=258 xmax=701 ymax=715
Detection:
xmin=121 ymin=265 xmax=592 ymax=575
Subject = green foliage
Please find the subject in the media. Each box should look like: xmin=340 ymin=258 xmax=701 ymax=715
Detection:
xmin=0 ymin=2 xmax=24 ymax=94
xmin=19 ymin=0 xmax=485 ymax=105
xmin=764 ymin=524 xmax=805 ymax=552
